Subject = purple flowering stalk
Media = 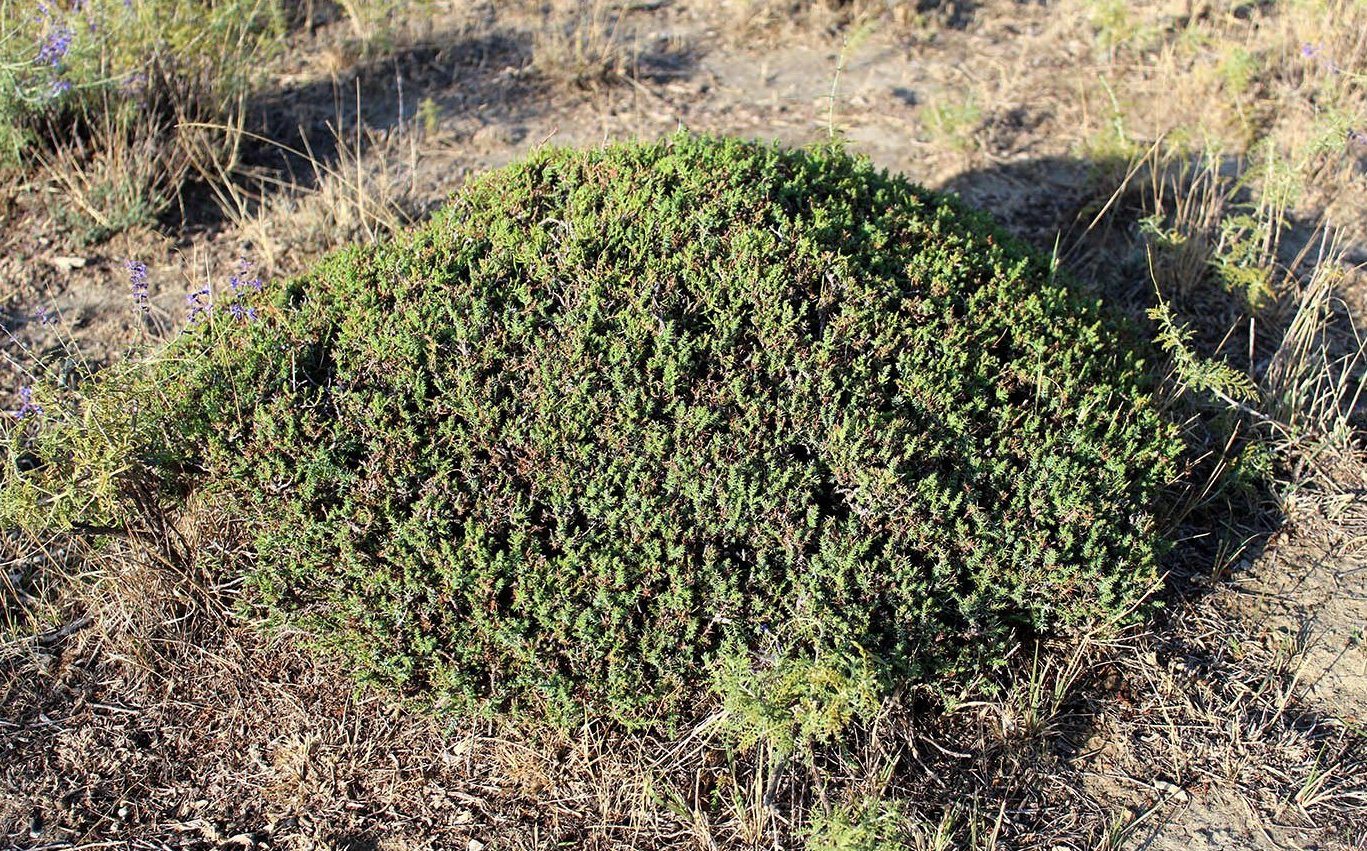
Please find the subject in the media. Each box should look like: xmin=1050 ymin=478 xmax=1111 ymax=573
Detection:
xmin=15 ymin=386 xmax=42 ymax=420
xmin=228 ymin=259 xmax=263 ymax=295
xmin=36 ymin=24 xmax=73 ymax=68
xmin=186 ymin=286 xmax=212 ymax=322
xmin=225 ymin=259 xmax=264 ymax=323
xmin=126 ymin=259 xmax=149 ymax=311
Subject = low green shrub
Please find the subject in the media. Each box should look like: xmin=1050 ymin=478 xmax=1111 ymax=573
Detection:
xmin=805 ymin=796 xmax=907 ymax=851
xmin=2 ymin=133 xmax=1183 ymax=729
xmin=715 ymin=648 xmax=883 ymax=758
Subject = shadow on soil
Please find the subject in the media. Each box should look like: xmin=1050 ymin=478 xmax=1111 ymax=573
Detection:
xmin=171 ymin=19 xmax=700 ymax=236
xmin=922 ymin=151 xmax=1366 ymax=844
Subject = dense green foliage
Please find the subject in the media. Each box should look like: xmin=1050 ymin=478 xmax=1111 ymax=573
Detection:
xmin=4 ymin=134 xmax=1182 ymax=726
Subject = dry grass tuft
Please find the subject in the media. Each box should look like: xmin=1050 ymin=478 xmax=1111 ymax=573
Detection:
xmin=530 ymin=0 xmax=639 ymax=91
xmin=38 ymin=106 xmax=190 ymax=248
xmin=182 ymin=105 xmax=420 ymax=278
xmin=231 ymin=122 xmax=419 ymax=274
xmin=717 ymin=0 xmax=922 ymax=44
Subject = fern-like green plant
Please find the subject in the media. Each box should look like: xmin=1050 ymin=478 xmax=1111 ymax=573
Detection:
xmin=1148 ymin=299 xmax=1260 ymax=406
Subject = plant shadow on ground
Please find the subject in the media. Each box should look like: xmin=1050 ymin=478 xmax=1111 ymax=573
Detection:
xmin=170 ymin=14 xmax=700 ymax=239
xmin=918 ymin=0 xmax=981 ymax=30
xmin=167 ymin=24 xmax=537 ymax=236
xmin=933 ymin=151 xmax=1367 ymax=845
xmin=2 ymin=148 xmax=1365 ymax=849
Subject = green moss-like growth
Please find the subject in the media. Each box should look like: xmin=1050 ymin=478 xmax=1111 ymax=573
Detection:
xmin=4 ymin=134 xmax=1182 ymax=725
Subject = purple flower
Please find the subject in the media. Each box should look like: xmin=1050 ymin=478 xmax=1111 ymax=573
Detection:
xmin=228 ymin=259 xmax=263 ymax=295
xmin=126 ymin=259 xmax=149 ymax=311
xmin=119 ymin=72 xmax=145 ymax=96
xmin=1300 ymin=43 xmax=1341 ymax=74
xmin=228 ymin=303 xmax=259 ymax=322
xmin=1349 ymin=129 xmax=1367 ymax=148
xmin=36 ymin=25 xmax=72 ymax=68
xmin=186 ymin=286 xmax=211 ymax=322
xmin=15 ymin=386 xmax=42 ymax=420
xmin=47 ymin=78 xmax=71 ymax=99
xmin=34 ymin=306 xmax=57 ymax=326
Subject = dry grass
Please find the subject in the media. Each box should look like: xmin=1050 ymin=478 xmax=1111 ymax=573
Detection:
xmin=716 ymin=0 xmax=926 ymax=45
xmin=217 ymin=121 xmax=419 ymax=276
xmin=37 ymin=105 xmax=190 ymax=247
xmin=530 ymin=0 xmax=639 ymax=91
xmin=177 ymin=94 xmax=421 ymax=279
xmin=1064 ymin=0 xmax=1366 ymax=233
